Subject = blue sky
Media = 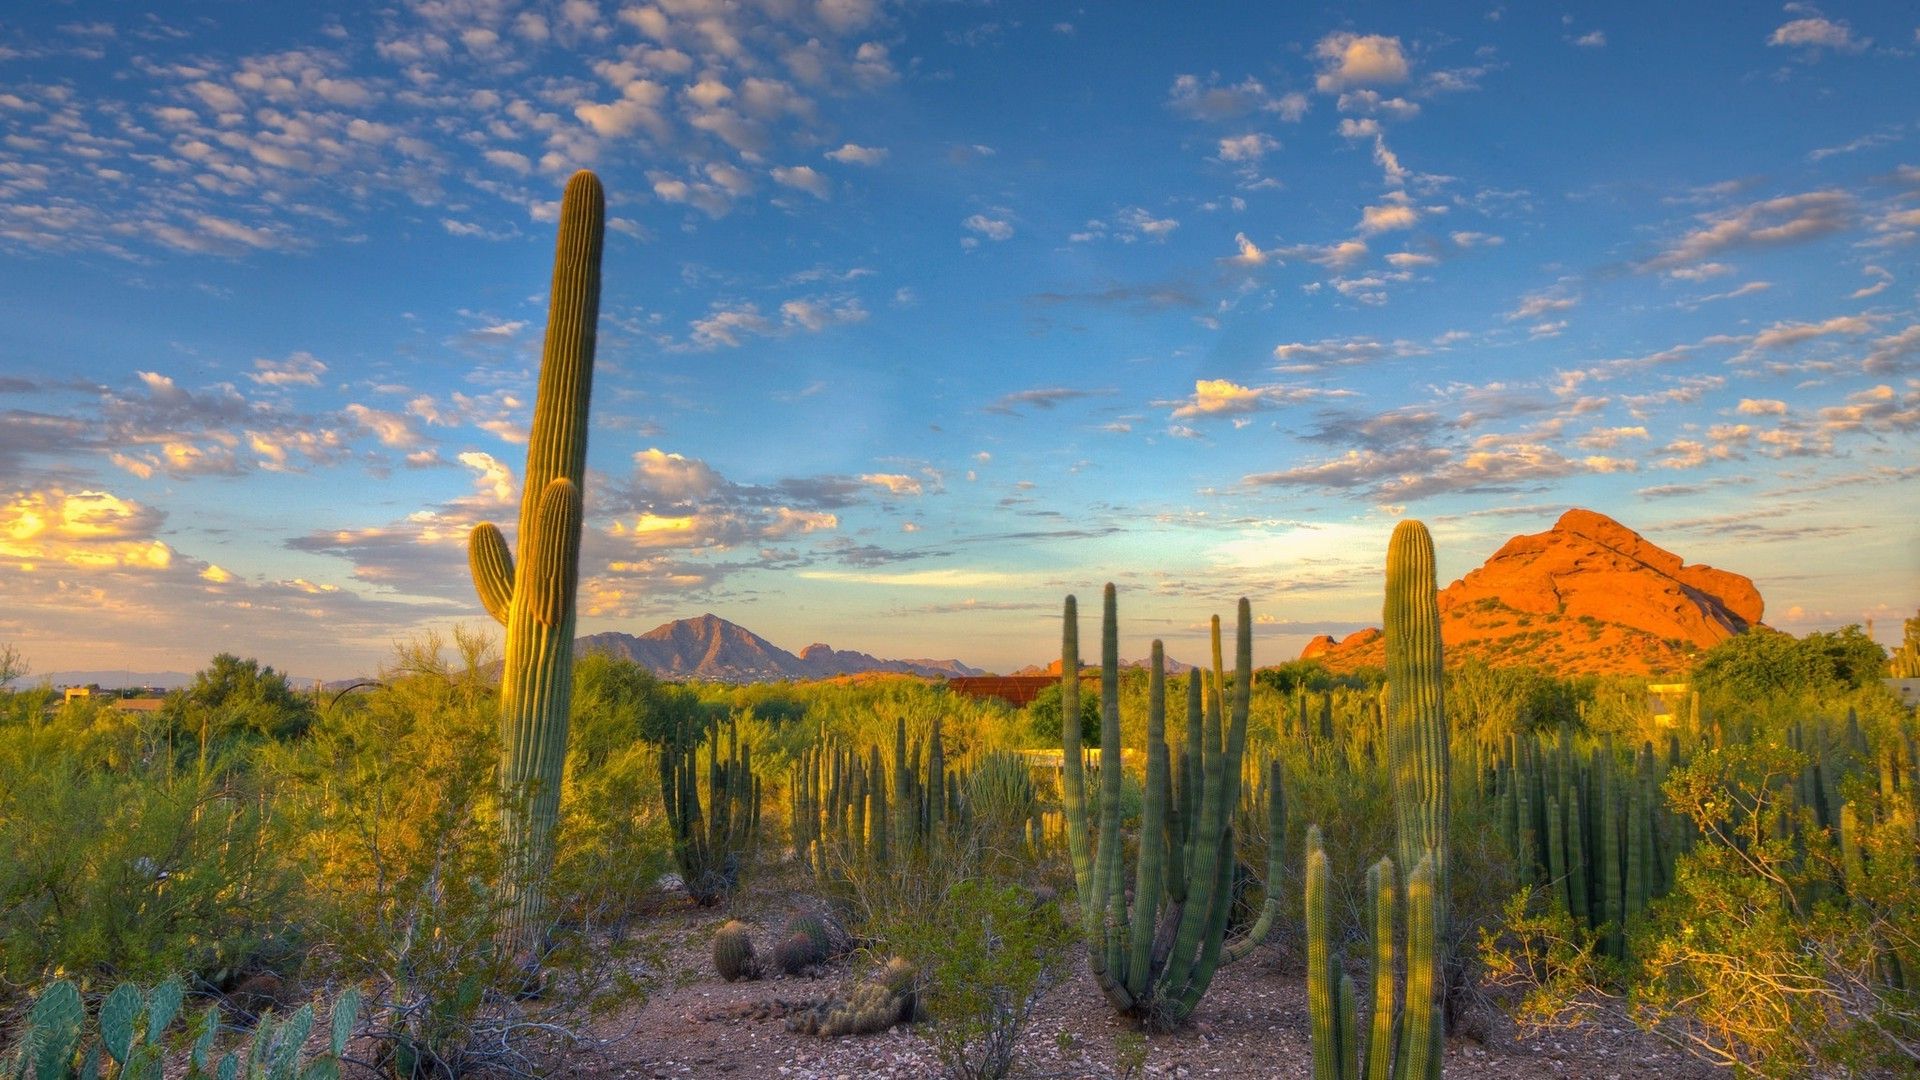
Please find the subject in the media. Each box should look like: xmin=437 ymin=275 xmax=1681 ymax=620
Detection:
xmin=1 ymin=1 xmax=1916 ymax=678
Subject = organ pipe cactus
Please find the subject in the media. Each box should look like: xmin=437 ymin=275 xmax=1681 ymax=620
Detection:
xmin=1060 ymin=586 xmax=1282 ymax=1029
xmin=467 ymin=169 xmax=603 ymax=959
xmin=661 ymin=715 xmax=760 ymax=905
xmin=1308 ymin=838 xmax=1430 ymax=1080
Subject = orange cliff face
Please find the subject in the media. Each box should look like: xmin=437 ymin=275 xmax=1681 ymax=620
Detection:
xmin=1303 ymin=509 xmax=1763 ymax=677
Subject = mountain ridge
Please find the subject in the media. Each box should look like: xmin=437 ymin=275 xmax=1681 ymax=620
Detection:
xmin=1300 ymin=508 xmax=1764 ymax=676
xmin=577 ymin=613 xmax=983 ymax=683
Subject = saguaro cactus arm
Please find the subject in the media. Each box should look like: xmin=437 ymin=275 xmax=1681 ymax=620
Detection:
xmin=469 ymin=523 xmax=514 ymax=625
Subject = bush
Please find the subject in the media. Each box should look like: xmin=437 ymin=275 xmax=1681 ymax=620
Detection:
xmin=873 ymin=874 xmax=1070 ymax=1079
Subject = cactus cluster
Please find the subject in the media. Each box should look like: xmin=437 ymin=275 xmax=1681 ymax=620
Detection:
xmin=660 ymin=716 xmax=761 ymax=905
xmin=3 ymin=978 xmax=360 ymax=1080
xmin=785 ymin=958 xmax=919 ymax=1037
xmin=1307 ymin=520 xmax=1449 ymax=1080
xmin=1492 ymin=729 xmax=1680 ymax=959
xmin=789 ymin=712 xmax=1026 ymax=886
xmin=1059 ymin=586 xmax=1285 ymax=1029
xmin=465 ymin=170 xmax=603 ymax=957
xmin=1306 ymin=832 xmax=1443 ymax=1080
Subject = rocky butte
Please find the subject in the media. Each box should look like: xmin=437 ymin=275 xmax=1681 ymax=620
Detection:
xmin=1300 ymin=509 xmax=1764 ymax=677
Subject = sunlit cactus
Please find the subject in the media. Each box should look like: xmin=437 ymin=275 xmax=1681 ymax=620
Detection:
xmin=466 ymin=169 xmax=603 ymax=961
xmin=1060 ymin=586 xmax=1282 ymax=1028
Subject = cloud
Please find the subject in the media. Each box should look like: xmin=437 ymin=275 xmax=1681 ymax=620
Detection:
xmin=1168 ymin=74 xmax=1309 ymax=121
xmin=1313 ymin=33 xmax=1410 ymax=92
xmin=1863 ymin=324 xmax=1920 ymax=374
xmin=1734 ymin=314 xmax=1878 ymax=362
xmin=1166 ymin=378 xmax=1335 ymax=420
xmin=1505 ymin=290 xmax=1579 ymax=322
xmin=1359 ymin=201 xmax=1420 ymax=233
xmin=962 ymin=214 xmax=1014 ymax=242
xmin=248 ymin=352 xmax=328 ymax=387
xmin=1271 ymin=336 xmax=1425 ymax=373
xmin=771 ymin=164 xmax=831 ymax=199
xmin=687 ymin=295 xmax=866 ymax=347
xmin=859 ymin=473 xmax=922 ymax=495
xmin=1818 ymin=383 xmax=1919 ymax=434
xmin=1737 ymin=398 xmax=1789 ymax=415
xmin=1768 ymin=17 xmax=1869 ymax=53
xmin=0 ymin=488 xmax=172 ymax=570
xmin=1217 ymin=133 xmax=1278 ymax=162
xmin=825 ymin=142 xmax=887 ymax=165
xmin=1644 ymin=190 xmax=1854 ymax=272
xmin=982 ymin=387 xmax=1116 ymax=416
xmin=1572 ymin=30 xmax=1606 ymax=47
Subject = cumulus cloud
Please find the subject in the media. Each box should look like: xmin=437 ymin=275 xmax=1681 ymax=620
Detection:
xmin=824 ymin=142 xmax=887 ymax=165
xmin=1313 ymin=33 xmax=1410 ymax=92
xmin=771 ymin=164 xmax=831 ymax=199
xmin=963 ymin=213 xmax=1014 ymax=241
xmin=1166 ymin=378 xmax=1336 ymax=420
xmin=1768 ymin=17 xmax=1869 ymax=53
xmin=1217 ymin=133 xmax=1279 ymax=162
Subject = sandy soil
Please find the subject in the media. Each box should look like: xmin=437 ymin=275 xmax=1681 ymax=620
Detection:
xmin=576 ymin=877 xmax=1721 ymax=1080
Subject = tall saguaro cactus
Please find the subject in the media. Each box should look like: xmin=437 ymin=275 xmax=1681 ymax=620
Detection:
xmin=1385 ymin=519 xmax=1448 ymax=1079
xmin=467 ymin=169 xmax=604 ymax=960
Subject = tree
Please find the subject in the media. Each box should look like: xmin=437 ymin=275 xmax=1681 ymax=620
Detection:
xmin=1692 ymin=626 xmax=1886 ymax=700
xmin=1889 ymin=610 xmax=1920 ymax=678
xmin=171 ymin=653 xmax=316 ymax=744
xmin=1025 ymin=680 xmax=1097 ymax=744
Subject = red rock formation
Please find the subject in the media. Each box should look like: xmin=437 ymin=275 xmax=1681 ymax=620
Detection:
xmin=1303 ymin=509 xmax=1763 ymax=677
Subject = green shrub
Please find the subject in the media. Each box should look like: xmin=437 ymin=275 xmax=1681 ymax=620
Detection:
xmin=874 ymin=876 xmax=1070 ymax=1079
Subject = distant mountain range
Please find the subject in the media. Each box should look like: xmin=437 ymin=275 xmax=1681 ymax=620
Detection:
xmin=577 ymin=613 xmax=984 ymax=683
xmin=5 ymin=670 xmax=201 ymax=691
xmin=9 ymin=614 xmax=984 ymax=691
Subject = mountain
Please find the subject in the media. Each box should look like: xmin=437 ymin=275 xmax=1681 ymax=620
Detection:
xmin=576 ymin=614 xmax=983 ymax=683
xmin=1299 ymin=509 xmax=1764 ymax=677
xmin=5 ymin=669 xmax=199 ymax=691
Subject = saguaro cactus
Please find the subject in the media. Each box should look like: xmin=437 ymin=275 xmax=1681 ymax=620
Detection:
xmin=1384 ymin=519 xmax=1448 ymax=1079
xmin=466 ymin=170 xmax=604 ymax=959
xmin=1061 ymin=586 xmax=1282 ymax=1028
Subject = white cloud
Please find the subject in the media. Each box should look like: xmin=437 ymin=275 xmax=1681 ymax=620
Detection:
xmin=1217 ymin=133 xmax=1279 ymax=162
xmin=248 ymin=352 xmax=327 ymax=387
xmin=963 ymin=214 xmax=1013 ymax=241
xmin=1313 ymin=33 xmax=1410 ymax=92
xmin=825 ymin=142 xmax=887 ymax=165
xmin=1359 ymin=201 xmax=1419 ymax=233
xmin=771 ymin=164 xmax=832 ymax=199
xmin=1768 ymin=17 xmax=1869 ymax=53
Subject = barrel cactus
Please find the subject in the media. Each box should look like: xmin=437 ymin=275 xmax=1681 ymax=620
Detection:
xmin=713 ymin=921 xmax=760 ymax=982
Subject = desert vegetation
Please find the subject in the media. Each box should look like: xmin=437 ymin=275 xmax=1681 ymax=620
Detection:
xmin=3 ymin=173 xmax=1915 ymax=1079
xmin=4 ymin=584 xmax=1913 ymax=1077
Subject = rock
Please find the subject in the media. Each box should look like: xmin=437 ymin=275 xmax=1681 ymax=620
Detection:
xmin=1299 ymin=634 xmax=1337 ymax=659
xmin=1301 ymin=508 xmax=1763 ymax=676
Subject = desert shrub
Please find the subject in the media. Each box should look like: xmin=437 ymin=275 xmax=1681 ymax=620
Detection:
xmin=0 ymin=692 xmax=300 ymax=1006
xmin=1692 ymin=624 xmax=1885 ymax=704
xmin=865 ymin=866 xmax=1069 ymax=1079
xmin=265 ymin=630 xmax=515 ymax=1074
xmin=1025 ymin=681 xmax=1098 ymax=745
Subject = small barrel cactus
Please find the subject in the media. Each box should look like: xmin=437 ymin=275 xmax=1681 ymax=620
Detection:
xmin=776 ymin=931 xmax=823 ymax=975
xmin=713 ymin=920 xmax=760 ymax=982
